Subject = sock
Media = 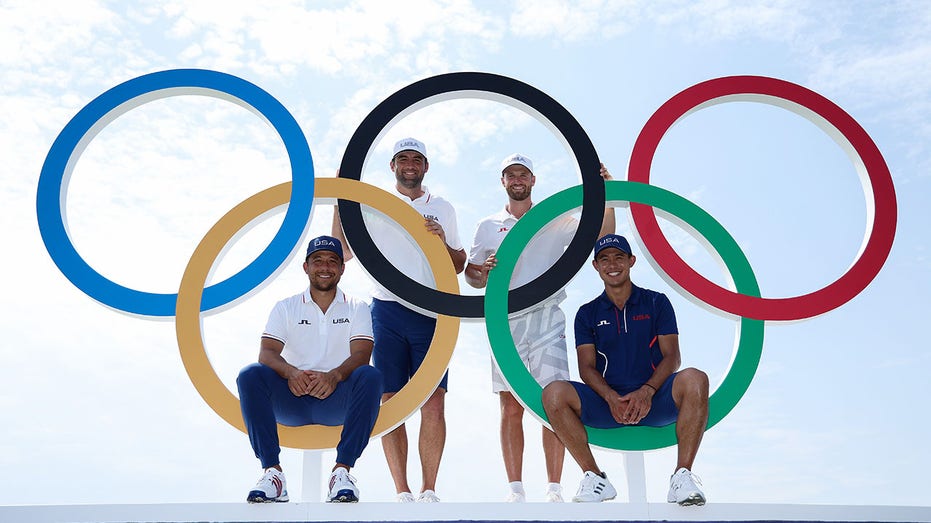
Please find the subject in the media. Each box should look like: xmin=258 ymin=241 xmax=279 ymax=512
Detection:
xmin=547 ymin=482 xmax=562 ymax=493
xmin=509 ymin=481 xmax=525 ymax=494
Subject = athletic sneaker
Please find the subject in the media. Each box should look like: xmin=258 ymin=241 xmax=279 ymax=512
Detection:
xmin=417 ymin=490 xmax=440 ymax=502
xmin=572 ymin=471 xmax=617 ymax=502
xmin=326 ymin=468 xmax=359 ymax=503
xmin=667 ymin=468 xmax=705 ymax=506
xmin=505 ymin=491 xmax=526 ymax=502
xmin=545 ymin=486 xmax=564 ymax=502
xmin=246 ymin=468 xmax=289 ymax=503
xmin=396 ymin=492 xmax=416 ymax=503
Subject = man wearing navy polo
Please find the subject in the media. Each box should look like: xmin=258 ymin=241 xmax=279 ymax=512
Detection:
xmin=542 ymin=234 xmax=709 ymax=505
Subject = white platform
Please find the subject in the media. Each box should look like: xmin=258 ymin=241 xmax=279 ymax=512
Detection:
xmin=2 ymin=502 xmax=930 ymax=523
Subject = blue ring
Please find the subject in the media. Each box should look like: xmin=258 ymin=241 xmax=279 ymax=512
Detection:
xmin=36 ymin=69 xmax=314 ymax=316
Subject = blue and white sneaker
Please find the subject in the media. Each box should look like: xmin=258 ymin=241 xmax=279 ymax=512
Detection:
xmin=572 ymin=471 xmax=616 ymax=502
xmin=247 ymin=468 xmax=288 ymax=503
xmin=327 ymin=467 xmax=360 ymax=503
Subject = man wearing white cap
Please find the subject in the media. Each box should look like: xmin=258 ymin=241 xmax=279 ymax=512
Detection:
xmin=465 ymin=153 xmax=615 ymax=502
xmin=333 ymin=137 xmax=466 ymax=503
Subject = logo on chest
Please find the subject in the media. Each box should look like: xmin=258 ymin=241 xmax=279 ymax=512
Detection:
xmin=632 ymin=314 xmax=651 ymax=321
xmin=332 ymin=318 xmax=350 ymax=324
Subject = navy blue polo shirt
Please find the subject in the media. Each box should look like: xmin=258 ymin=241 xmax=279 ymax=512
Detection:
xmin=574 ymin=285 xmax=678 ymax=390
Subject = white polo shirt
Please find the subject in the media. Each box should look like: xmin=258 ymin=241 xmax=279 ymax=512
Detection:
xmin=364 ymin=185 xmax=463 ymax=303
xmin=468 ymin=207 xmax=577 ymax=307
xmin=262 ymin=288 xmax=374 ymax=372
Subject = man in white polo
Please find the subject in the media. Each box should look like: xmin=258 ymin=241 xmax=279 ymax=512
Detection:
xmin=333 ymin=137 xmax=466 ymax=503
xmin=237 ymin=235 xmax=383 ymax=503
xmin=465 ymin=153 xmax=614 ymax=502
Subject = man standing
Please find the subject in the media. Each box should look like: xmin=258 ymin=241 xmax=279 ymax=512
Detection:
xmin=237 ymin=236 xmax=383 ymax=503
xmin=465 ymin=154 xmax=615 ymax=502
xmin=542 ymin=234 xmax=709 ymax=505
xmin=333 ymin=138 xmax=466 ymax=502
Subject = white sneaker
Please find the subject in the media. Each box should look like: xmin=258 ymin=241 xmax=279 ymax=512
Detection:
xmin=417 ymin=490 xmax=440 ymax=502
xmin=667 ymin=467 xmax=706 ymax=506
xmin=546 ymin=487 xmax=564 ymax=502
xmin=572 ymin=471 xmax=616 ymax=502
xmin=246 ymin=468 xmax=289 ymax=503
xmin=326 ymin=468 xmax=359 ymax=503
xmin=505 ymin=491 xmax=526 ymax=502
xmin=396 ymin=492 xmax=416 ymax=502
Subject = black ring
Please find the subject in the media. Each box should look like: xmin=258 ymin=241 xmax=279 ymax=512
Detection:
xmin=337 ymin=72 xmax=604 ymax=318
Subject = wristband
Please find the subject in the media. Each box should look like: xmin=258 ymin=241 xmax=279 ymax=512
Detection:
xmin=643 ymin=383 xmax=657 ymax=392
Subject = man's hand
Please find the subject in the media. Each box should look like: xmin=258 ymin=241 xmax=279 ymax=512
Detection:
xmin=616 ymin=386 xmax=654 ymax=425
xmin=425 ymin=218 xmax=447 ymax=244
xmin=304 ymin=370 xmax=339 ymax=399
xmin=287 ymin=368 xmax=314 ymax=397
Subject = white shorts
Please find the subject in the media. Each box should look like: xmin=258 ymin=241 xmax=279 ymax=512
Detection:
xmin=491 ymin=302 xmax=570 ymax=393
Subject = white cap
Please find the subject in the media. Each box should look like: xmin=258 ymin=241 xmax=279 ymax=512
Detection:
xmin=393 ymin=137 xmax=428 ymax=160
xmin=500 ymin=153 xmax=533 ymax=174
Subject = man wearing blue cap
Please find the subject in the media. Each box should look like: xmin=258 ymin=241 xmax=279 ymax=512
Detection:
xmin=236 ymin=235 xmax=383 ymax=504
xmin=542 ymin=234 xmax=709 ymax=506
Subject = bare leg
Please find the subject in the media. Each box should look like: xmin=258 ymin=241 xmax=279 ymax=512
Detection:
xmin=542 ymin=381 xmax=600 ymax=473
xmin=380 ymin=392 xmax=411 ymax=494
xmin=499 ymin=391 xmax=525 ymax=482
xmin=419 ymin=387 xmax=446 ymax=492
xmin=671 ymin=368 xmax=709 ymax=471
xmin=543 ymin=425 xmax=565 ymax=483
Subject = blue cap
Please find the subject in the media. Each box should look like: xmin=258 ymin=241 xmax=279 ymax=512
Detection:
xmin=594 ymin=234 xmax=632 ymax=258
xmin=305 ymin=235 xmax=343 ymax=261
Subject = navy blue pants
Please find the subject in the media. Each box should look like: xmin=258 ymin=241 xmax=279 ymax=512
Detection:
xmin=236 ymin=363 xmax=383 ymax=468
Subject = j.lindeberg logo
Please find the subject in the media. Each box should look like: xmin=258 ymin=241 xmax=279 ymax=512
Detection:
xmin=597 ymin=319 xmax=610 ymax=326
xmin=298 ymin=319 xmax=311 ymax=325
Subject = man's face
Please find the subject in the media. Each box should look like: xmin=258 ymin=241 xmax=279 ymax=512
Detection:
xmin=501 ymin=164 xmax=535 ymax=201
xmin=303 ymin=251 xmax=344 ymax=292
xmin=592 ymin=248 xmax=635 ymax=287
xmin=391 ymin=151 xmax=428 ymax=190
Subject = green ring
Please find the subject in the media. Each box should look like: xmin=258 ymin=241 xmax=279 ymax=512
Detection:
xmin=485 ymin=180 xmax=765 ymax=451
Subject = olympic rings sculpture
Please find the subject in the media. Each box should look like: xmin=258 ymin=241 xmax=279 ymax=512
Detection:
xmin=36 ymin=69 xmax=896 ymax=451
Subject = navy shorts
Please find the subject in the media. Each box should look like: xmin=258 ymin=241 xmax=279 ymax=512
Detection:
xmin=372 ymin=299 xmax=448 ymax=394
xmin=570 ymin=372 xmax=680 ymax=428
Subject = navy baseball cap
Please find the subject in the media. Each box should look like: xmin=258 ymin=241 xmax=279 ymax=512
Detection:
xmin=594 ymin=234 xmax=633 ymax=258
xmin=305 ymin=235 xmax=344 ymax=261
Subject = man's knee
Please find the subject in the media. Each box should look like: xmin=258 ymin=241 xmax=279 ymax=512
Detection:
xmin=542 ymin=380 xmax=573 ymax=412
xmin=676 ymin=368 xmax=709 ymax=399
xmin=236 ymin=362 xmax=267 ymax=389
xmin=499 ymin=392 xmax=524 ymax=418
xmin=352 ymin=365 xmax=384 ymax=393
xmin=420 ymin=388 xmax=446 ymax=422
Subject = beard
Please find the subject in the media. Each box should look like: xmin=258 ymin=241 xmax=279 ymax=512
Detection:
xmin=396 ymin=172 xmax=424 ymax=190
xmin=506 ymin=185 xmax=531 ymax=201
xmin=311 ymin=274 xmax=339 ymax=292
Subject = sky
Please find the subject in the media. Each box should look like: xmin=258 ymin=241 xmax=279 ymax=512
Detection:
xmin=2 ymin=0 xmax=930 ymax=507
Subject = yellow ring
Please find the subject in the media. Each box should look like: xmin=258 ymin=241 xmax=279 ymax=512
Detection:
xmin=175 ymin=177 xmax=460 ymax=449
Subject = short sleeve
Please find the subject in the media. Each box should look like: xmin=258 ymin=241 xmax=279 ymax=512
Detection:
xmin=262 ymin=299 xmax=289 ymax=344
xmin=574 ymin=302 xmax=596 ymax=348
xmin=654 ymin=293 xmax=679 ymax=336
xmin=349 ymin=299 xmax=374 ymax=342
xmin=467 ymin=220 xmax=492 ymax=266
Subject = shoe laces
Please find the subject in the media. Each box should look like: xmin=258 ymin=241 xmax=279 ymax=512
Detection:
xmin=576 ymin=471 xmax=600 ymax=495
xmin=673 ymin=468 xmax=702 ymax=489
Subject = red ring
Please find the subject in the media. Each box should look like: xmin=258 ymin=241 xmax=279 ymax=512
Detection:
xmin=628 ymin=75 xmax=897 ymax=321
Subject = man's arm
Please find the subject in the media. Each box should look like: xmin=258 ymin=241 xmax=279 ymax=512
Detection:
xmin=577 ymin=343 xmax=630 ymax=424
xmin=464 ymin=253 xmax=497 ymax=288
xmin=599 ymin=163 xmax=616 ymax=238
xmin=305 ymin=338 xmax=374 ymax=400
xmin=258 ymin=337 xmax=314 ymax=397
xmin=617 ymin=333 xmax=681 ymax=424
xmin=331 ymin=204 xmax=355 ymax=263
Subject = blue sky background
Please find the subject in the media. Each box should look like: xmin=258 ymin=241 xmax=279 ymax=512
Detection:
xmin=2 ymin=0 xmax=929 ymax=506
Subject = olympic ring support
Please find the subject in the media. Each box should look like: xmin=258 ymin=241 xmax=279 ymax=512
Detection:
xmin=175 ymin=178 xmax=460 ymax=449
